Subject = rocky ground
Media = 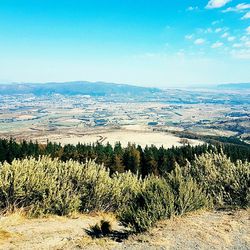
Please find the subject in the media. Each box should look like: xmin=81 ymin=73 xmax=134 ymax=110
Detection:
xmin=0 ymin=209 xmax=249 ymax=250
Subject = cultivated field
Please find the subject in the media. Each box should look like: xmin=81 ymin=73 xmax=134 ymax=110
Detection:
xmin=36 ymin=126 xmax=203 ymax=148
xmin=1 ymin=89 xmax=250 ymax=146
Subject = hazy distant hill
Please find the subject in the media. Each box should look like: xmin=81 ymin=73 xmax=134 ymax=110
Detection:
xmin=217 ymin=83 xmax=250 ymax=90
xmin=0 ymin=81 xmax=161 ymax=96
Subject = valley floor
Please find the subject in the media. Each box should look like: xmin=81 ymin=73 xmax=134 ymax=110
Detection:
xmin=0 ymin=209 xmax=249 ymax=250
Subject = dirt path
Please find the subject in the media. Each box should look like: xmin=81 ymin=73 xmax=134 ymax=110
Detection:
xmin=0 ymin=210 xmax=249 ymax=250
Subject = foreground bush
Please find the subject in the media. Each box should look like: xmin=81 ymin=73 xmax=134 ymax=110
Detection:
xmin=118 ymin=177 xmax=174 ymax=232
xmin=189 ymin=152 xmax=250 ymax=207
xmin=0 ymin=157 xmax=141 ymax=215
xmin=0 ymin=152 xmax=248 ymax=233
xmin=80 ymin=168 xmax=141 ymax=212
xmin=118 ymin=167 xmax=210 ymax=232
xmin=166 ymin=164 xmax=210 ymax=215
xmin=0 ymin=157 xmax=83 ymax=215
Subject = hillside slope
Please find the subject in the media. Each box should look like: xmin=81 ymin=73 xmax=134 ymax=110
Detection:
xmin=0 ymin=81 xmax=161 ymax=96
xmin=217 ymin=83 xmax=250 ymax=90
xmin=0 ymin=210 xmax=249 ymax=250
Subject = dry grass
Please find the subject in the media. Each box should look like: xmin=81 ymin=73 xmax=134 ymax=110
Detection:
xmin=0 ymin=230 xmax=12 ymax=242
xmin=88 ymin=212 xmax=117 ymax=224
xmin=130 ymin=209 xmax=250 ymax=249
xmin=74 ymin=235 xmax=116 ymax=249
xmin=0 ymin=210 xmax=26 ymax=246
xmin=0 ymin=211 xmax=123 ymax=250
xmin=0 ymin=210 xmax=249 ymax=249
xmin=0 ymin=209 xmax=27 ymax=228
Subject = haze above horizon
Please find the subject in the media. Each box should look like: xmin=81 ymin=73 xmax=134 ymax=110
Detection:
xmin=0 ymin=0 xmax=249 ymax=87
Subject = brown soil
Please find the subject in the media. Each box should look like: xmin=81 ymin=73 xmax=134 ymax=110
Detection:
xmin=0 ymin=210 xmax=249 ymax=250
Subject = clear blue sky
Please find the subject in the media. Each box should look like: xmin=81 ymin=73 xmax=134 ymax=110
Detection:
xmin=0 ymin=0 xmax=249 ymax=87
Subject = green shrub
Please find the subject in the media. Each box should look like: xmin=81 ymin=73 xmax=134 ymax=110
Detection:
xmin=78 ymin=162 xmax=113 ymax=212
xmin=166 ymin=164 xmax=210 ymax=215
xmin=0 ymin=157 xmax=83 ymax=215
xmin=232 ymin=161 xmax=250 ymax=207
xmin=118 ymin=176 xmax=174 ymax=232
xmin=110 ymin=171 xmax=142 ymax=211
xmin=0 ymin=152 xmax=248 ymax=234
xmin=189 ymin=151 xmax=250 ymax=207
xmin=78 ymin=163 xmax=142 ymax=212
xmin=0 ymin=157 xmax=143 ymax=215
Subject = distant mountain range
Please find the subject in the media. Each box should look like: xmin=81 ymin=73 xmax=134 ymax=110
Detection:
xmin=0 ymin=81 xmax=161 ymax=96
xmin=217 ymin=83 xmax=250 ymax=90
xmin=0 ymin=81 xmax=249 ymax=96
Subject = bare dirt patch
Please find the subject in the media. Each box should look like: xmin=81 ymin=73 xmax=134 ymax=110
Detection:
xmin=0 ymin=210 xmax=249 ymax=250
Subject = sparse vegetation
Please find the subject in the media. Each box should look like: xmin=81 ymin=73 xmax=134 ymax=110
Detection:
xmin=88 ymin=220 xmax=113 ymax=238
xmin=0 ymin=149 xmax=248 ymax=233
xmin=0 ymin=229 xmax=12 ymax=242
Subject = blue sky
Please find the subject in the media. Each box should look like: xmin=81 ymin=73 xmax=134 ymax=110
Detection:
xmin=0 ymin=0 xmax=249 ymax=87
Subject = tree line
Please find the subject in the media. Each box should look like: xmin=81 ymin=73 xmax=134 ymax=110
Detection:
xmin=0 ymin=137 xmax=249 ymax=177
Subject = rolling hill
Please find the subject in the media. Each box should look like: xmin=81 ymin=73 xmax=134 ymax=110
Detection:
xmin=217 ymin=83 xmax=250 ymax=90
xmin=0 ymin=81 xmax=161 ymax=96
